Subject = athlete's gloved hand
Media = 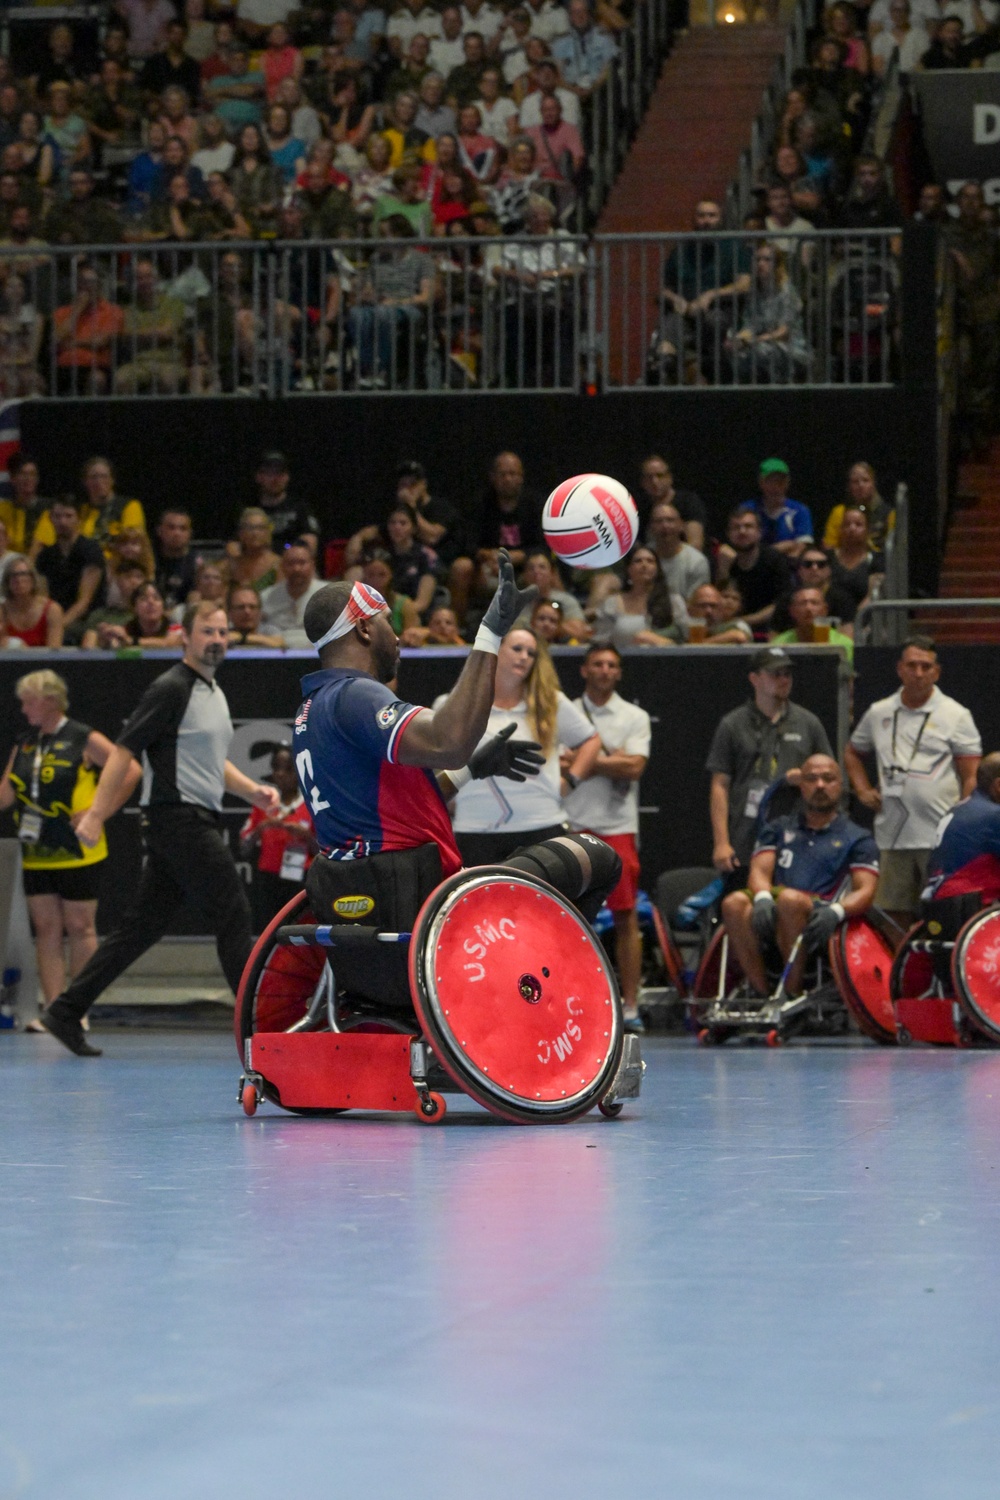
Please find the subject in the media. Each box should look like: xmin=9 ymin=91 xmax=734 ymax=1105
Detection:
xmin=469 ymin=723 xmax=545 ymax=782
xmin=803 ymin=900 xmax=846 ymax=953
xmin=750 ymin=891 xmax=777 ymax=946
xmin=479 ymin=548 xmax=538 ymax=643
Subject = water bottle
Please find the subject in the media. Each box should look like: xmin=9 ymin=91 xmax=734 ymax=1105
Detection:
xmin=674 ymin=877 xmax=725 ymax=931
xmin=0 ymin=967 xmax=19 ymax=1029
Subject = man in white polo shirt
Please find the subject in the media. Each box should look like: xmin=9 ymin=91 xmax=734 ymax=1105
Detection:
xmin=844 ymin=634 xmax=981 ymax=931
xmin=563 ymin=644 xmax=651 ymax=1032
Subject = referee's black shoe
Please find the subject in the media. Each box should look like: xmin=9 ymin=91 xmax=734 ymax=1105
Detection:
xmin=41 ymin=999 xmax=102 ymax=1057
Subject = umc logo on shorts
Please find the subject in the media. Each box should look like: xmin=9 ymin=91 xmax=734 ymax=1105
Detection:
xmin=333 ymin=895 xmax=375 ymax=919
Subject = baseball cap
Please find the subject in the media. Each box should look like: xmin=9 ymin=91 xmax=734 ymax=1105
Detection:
xmin=759 ymin=457 xmax=790 ymax=476
xmin=751 ymin=646 xmax=793 ymax=673
xmin=396 ymin=460 xmax=426 ymax=482
xmin=258 ymin=450 xmax=288 ymax=471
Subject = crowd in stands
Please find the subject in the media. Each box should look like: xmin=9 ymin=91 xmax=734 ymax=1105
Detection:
xmin=0 ymin=444 xmax=888 ymax=657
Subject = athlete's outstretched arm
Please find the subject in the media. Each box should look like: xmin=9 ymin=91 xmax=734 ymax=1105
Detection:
xmin=397 ymin=550 xmax=537 ymax=771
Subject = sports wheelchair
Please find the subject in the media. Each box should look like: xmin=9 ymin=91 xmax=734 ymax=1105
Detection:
xmin=235 ymin=845 xmax=643 ymax=1125
xmin=890 ymin=893 xmax=1000 ymax=1047
xmin=688 ymin=910 xmax=897 ymax=1047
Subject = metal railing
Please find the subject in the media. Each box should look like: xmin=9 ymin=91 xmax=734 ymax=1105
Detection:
xmin=587 ymin=0 xmax=675 ymax=219
xmin=0 ymin=227 xmax=902 ymax=398
xmin=857 ymin=598 xmax=1000 ymax=647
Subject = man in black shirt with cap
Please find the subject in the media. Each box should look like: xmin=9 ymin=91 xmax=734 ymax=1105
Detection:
xmin=253 ymin=451 xmax=321 ymax=556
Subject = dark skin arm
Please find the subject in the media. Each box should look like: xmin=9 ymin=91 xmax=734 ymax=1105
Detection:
xmin=396 ymin=650 xmax=498 ymax=770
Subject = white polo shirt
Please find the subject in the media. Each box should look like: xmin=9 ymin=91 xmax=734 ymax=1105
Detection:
xmin=449 ymin=693 xmax=593 ymax=834
xmin=849 ymin=686 xmax=981 ymax=850
xmin=564 ymin=691 xmax=651 ymax=837
xmin=388 ymin=7 xmax=443 ymax=45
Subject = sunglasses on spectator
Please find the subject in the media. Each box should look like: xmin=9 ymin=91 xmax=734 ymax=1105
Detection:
xmin=800 ymin=558 xmax=829 ymax=568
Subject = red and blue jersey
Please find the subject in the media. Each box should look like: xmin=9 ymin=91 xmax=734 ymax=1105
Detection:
xmin=294 ymin=667 xmax=462 ymax=876
xmin=753 ymin=812 xmax=879 ymax=898
xmin=925 ymin=790 xmax=1000 ymax=903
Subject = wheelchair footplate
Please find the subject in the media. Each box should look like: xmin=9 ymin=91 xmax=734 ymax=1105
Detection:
xmin=698 ymin=980 xmax=849 ymax=1047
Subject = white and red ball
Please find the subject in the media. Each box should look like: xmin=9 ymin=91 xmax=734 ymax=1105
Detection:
xmin=542 ymin=474 xmax=639 ymax=568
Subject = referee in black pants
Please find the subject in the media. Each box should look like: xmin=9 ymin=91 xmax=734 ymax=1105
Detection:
xmin=42 ymin=601 xmax=280 ymax=1057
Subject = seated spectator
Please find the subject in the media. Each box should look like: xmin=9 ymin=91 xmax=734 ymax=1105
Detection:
xmin=654 ymin=199 xmax=751 ymax=377
xmin=446 ymin=35 xmax=489 ymax=109
xmin=43 ymin=167 xmax=122 ymax=245
xmin=823 ymin=461 xmax=893 ymax=549
xmin=429 ymin=8 xmax=467 ymax=78
xmin=748 ymin=457 xmax=813 ymax=558
xmin=326 ymin=73 xmax=376 ymax=164
xmin=714 ymin=504 xmax=791 ymax=635
xmin=526 ymin=93 xmax=583 ymax=185
xmin=35 ymin=496 xmax=107 ymax=641
xmin=871 ymin=0 xmax=928 ymax=73
xmin=383 ymin=91 xmax=435 ymax=167
xmin=770 ymin=546 xmax=858 ymax=633
xmin=475 ymin=67 xmax=519 ymax=142
xmin=552 ymin=0 xmax=617 ymax=98
xmin=79 ymin=561 xmax=150 ymax=646
xmin=766 ymin=144 xmax=828 ymax=226
xmin=764 ymin=184 xmax=815 ymax=272
xmin=119 ymin=0 xmax=175 ymax=60
xmin=517 ymin=547 xmax=590 ymax=638
xmin=259 ymin=541 xmax=324 ymax=647
xmin=517 ymin=57 xmax=582 ymax=128
xmin=686 ymin=583 xmax=753 ymax=644
xmin=151 ymin=134 xmax=206 ymax=201
xmin=229 ymin=122 xmax=283 ymax=232
xmin=43 ymin=82 xmax=91 ymax=181
xmin=827 ymin=504 xmax=884 ymax=618
xmin=201 ymin=171 xmax=251 ymax=237
xmin=836 ymin=154 xmax=902 ymax=232
xmin=720 ymin=755 xmax=878 ymax=997
xmin=592 ymin=544 xmax=684 ymax=648
xmin=461 ymin=0 xmax=504 ymax=44
xmin=0 ymin=273 xmax=43 ymax=398
xmin=497 ymin=6 xmax=535 ymax=83
xmin=380 ymin=501 xmax=438 ymax=615
xmin=386 ymin=34 xmax=434 ymax=103
xmin=429 ymin=156 xmax=476 ymax=230
xmin=240 ymin=745 xmax=317 ymax=932
xmin=114 ymin=259 xmax=190 ymax=397
xmin=0 ymin=519 xmax=21 ymax=592
xmin=401 ymin=600 xmax=467 ymax=646
xmin=275 ymin=77 xmax=322 ymax=152
xmin=264 ymin=102 xmax=306 ymax=185
xmin=524 ymin=0 xmax=572 ymax=43
xmin=137 ymin=169 xmax=216 ymax=241
xmin=358 ymin=547 xmax=421 ymax=634
xmin=157 ymin=85 xmax=200 ymax=155
xmin=372 ymin=160 xmax=434 ymax=236
xmin=490 ymin=136 xmax=541 ymax=229
xmin=85 ymin=59 xmax=143 ymax=162
xmin=126 ymin=120 xmax=168 ymax=215
xmin=224 ymin=507 xmax=281 ymax=593
xmin=297 ymin=157 xmax=358 ymax=238
xmin=415 ymin=72 xmax=456 ymax=140
xmin=228 ymin=584 xmax=285 ymax=647
xmin=392 ymin=458 xmax=472 ymax=603
xmin=261 ymin=21 xmax=303 ymax=102
xmin=825 ymin=0 xmax=871 ymax=71
xmin=770 ymin=584 xmax=854 ymax=661
xmin=920 ymin=14 xmax=974 ymax=66
xmin=32 ymin=21 xmax=84 ymax=99
xmin=0 ymin=453 xmax=47 ymax=557
xmin=100 ymin=581 xmax=183 ymax=649
xmin=456 ymin=103 xmax=501 ymax=182
xmin=387 ymin=0 xmax=444 ymax=59
xmin=200 ymin=18 xmax=237 ymax=84
xmin=0 ymin=561 xmax=64 ymax=649
xmin=0 ymin=204 xmax=49 ymax=283
xmin=205 ymin=43 xmax=266 ymax=132
xmin=252 ymin=452 xmax=319 ymax=556
xmin=192 ymin=113 xmax=236 ymax=178
xmin=183 ymin=0 xmax=216 ymax=62
xmin=31 ymin=457 xmax=146 ymax=561
xmin=495 ymin=193 xmax=584 ymax=388
xmin=105 ymin=527 xmax=155 ymax=606
xmin=648 ymin=498 xmax=710 ymax=597
xmin=348 ymin=216 xmax=435 ymax=388
xmin=529 ymin=597 xmax=561 ymax=643
xmin=351 ymin=133 xmax=395 ymax=221
xmin=791 ymin=113 xmax=841 ymax=197
xmin=10 ymin=114 xmax=53 ymax=205
xmin=153 ymin=508 xmax=200 ymax=610
xmin=723 ymin=243 xmax=811 ymax=386
xmin=141 ymin=17 xmax=203 ymax=101
xmin=637 ymin=454 xmax=707 ymax=550
xmin=189 ymin=559 xmax=227 ymax=608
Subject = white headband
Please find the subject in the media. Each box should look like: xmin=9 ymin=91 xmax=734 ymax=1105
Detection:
xmin=314 ymin=582 xmax=388 ymax=652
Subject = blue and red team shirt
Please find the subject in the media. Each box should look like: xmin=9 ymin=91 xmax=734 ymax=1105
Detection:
xmin=753 ymin=812 xmax=879 ymax=897
xmin=924 ymin=789 xmax=1000 ymax=903
xmin=294 ymin=667 xmax=462 ymax=877
xmin=750 ymin=498 xmax=814 ymax=549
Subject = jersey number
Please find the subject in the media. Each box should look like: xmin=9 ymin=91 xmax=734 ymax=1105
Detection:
xmin=777 ymin=848 xmax=794 ymax=870
xmin=295 ymin=748 xmax=331 ymax=815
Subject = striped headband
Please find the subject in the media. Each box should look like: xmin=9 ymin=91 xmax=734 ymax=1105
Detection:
xmin=314 ymin=582 xmax=388 ymax=651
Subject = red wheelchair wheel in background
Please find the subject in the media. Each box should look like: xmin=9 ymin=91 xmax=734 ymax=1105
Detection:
xmin=234 ymin=890 xmax=327 ymax=1060
xmin=689 ymin=926 xmax=740 ymax=1011
xmin=953 ymin=906 xmax=1000 ymax=1043
xmin=408 ymin=867 xmax=624 ymax=1123
xmin=830 ymin=917 xmax=896 ymax=1043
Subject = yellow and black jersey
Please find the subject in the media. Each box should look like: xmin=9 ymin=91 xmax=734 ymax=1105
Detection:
xmin=8 ymin=718 xmax=107 ymax=869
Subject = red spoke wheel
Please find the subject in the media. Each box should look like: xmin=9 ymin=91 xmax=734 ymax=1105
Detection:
xmin=830 ymin=917 xmax=897 ymax=1044
xmin=890 ymin=921 xmax=962 ymax=1046
xmin=689 ymin=927 xmax=740 ymax=1014
xmin=953 ymin=906 xmax=1000 ymax=1043
xmin=408 ymin=867 xmax=624 ymax=1124
xmin=235 ymin=890 xmax=327 ymax=1059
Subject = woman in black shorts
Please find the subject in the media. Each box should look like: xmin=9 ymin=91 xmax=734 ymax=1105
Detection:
xmin=0 ymin=670 xmax=124 ymax=1028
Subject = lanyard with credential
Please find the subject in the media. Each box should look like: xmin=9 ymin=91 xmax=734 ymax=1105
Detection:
xmin=889 ymin=709 xmax=931 ymax=775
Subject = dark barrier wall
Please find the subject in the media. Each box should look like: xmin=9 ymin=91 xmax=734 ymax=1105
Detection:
xmin=21 ymin=384 xmax=940 ymax=595
xmin=0 ymin=647 xmax=841 ymax=935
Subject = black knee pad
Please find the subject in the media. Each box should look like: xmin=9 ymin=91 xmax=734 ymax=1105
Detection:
xmin=508 ymin=832 xmax=621 ymax=905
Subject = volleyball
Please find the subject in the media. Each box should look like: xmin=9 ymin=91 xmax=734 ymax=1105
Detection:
xmin=542 ymin=474 xmax=639 ymax=568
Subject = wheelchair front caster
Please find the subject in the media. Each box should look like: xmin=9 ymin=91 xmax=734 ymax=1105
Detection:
xmin=416 ymin=1091 xmax=446 ymax=1123
xmin=765 ymin=1029 xmax=783 ymax=1048
xmin=242 ymin=1082 xmax=259 ymax=1116
xmin=598 ymin=1099 xmax=624 ymax=1119
xmin=897 ymin=1025 xmax=912 ymax=1046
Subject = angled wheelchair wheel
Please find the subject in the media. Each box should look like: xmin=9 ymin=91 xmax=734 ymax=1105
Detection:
xmin=952 ymin=906 xmax=1000 ymax=1043
xmin=689 ymin=926 xmax=739 ymax=1010
xmin=408 ymin=866 xmax=624 ymax=1123
xmin=830 ymin=917 xmax=897 ymax=1044
xmin=234 ymin=890 xmax=327 ymax=1060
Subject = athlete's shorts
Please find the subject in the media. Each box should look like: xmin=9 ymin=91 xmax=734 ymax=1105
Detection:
xmin=583 ymin=831 xmax=640 ymax=913
xmin=875 ymin=848 xmax=929 ymax=914
xmin=22 ymin=864 xmax=103 ymax=902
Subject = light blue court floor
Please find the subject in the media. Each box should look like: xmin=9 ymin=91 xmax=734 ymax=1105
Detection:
xmin=2 ymin=1031 xmax=999 ymax=1500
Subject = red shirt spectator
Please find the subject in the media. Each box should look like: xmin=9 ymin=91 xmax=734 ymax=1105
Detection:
xmin=527 ymin=95 xmax=584 ymax=180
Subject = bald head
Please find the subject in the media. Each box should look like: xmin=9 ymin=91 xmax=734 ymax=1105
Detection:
xmin=977 ymin=751 xmax=1000 ymax=798
xmin=799 ymin=754 xmax=842 ymax=815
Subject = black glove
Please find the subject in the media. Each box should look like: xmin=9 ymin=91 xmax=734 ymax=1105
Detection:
xmin=480 ymin=548 xmax=538 ymax=640
xmin=803 ymin=900 xmax=845 ymax=953
xmin=469 ymin=723 xmax=545 ymax=783
xmin=750 ymin=892 xmax=777 ymax=946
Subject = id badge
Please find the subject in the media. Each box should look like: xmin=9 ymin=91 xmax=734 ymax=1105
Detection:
xmin=882 ymin=777 xmax=905 ymax=801
xmin=18 ymin=812 xmax=42 ymax=843
xmin=744 ymin=781 xmax=767 ymax=819
xmin=279 ymin=846 xmax=307 ymax=883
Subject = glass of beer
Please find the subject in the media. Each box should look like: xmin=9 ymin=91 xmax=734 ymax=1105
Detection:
xmin=689 ymin=621 xmax=708 ymax=643
xmin=812 ymin=616 xmax=832 ymax=644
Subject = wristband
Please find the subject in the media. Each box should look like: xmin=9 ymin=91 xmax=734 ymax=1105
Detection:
xmin=473 ymin=622 xmax=502 ymax=656
xmin=753 ymin=890 xmax=774 ymax=904
xmin=447 ymin=766 xmax=472 ymax=792
xmin=830 ymin=902 xmax=845 ymax=922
